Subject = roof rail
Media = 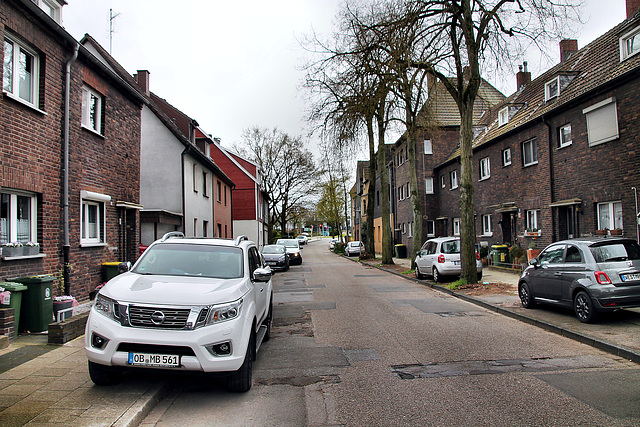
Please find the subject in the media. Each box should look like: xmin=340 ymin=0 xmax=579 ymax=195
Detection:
xmin=161 ymin=231 xmax=185 ymax=242
xmin=234 ymin=235 xmax=248 ymax=246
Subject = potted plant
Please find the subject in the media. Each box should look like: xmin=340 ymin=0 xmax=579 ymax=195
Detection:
xmin=527 ymin=238 xmax=541 ymax=260
xmin=24 ymin=241 xmax=40 ymax=256
xmin=53 ymin=263 xmax=76 ymax=322
xmin=509 ymin=245 xmax=525 ymax=268
xmin=595 ymin=228 xmax=608 ymax=236
xmin=2 ymin=242 xmax=24 ymax=257
xmin=610 ymin=228 xmax=623 ymax=236
xmin=524 ymin=228 xmax=541 ymax=237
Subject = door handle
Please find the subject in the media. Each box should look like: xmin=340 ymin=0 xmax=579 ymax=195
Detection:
xmin=554 ymin=272 xmax=562 ymax=276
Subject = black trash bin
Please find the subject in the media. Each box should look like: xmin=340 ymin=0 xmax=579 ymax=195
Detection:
xmin=394 ymin=244 xmax=408 ymax=258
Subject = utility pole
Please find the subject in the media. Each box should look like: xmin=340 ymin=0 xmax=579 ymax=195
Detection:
xmin=109 ymin=8 xmax=121 ymax=55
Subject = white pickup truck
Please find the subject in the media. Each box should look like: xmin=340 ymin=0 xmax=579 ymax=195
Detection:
xmin=85 ymin=233 xmax=273 ymax=392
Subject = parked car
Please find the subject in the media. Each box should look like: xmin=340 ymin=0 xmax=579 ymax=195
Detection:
xmin=85 ymin=233 xmax=273 ymax=392
xmin=344 ymin=241 xmax=364 ymax=257
xmin=518 ymin=237 xmax=640 ymax=323
xmin=329 ymin=238 xmax=338 ymax=250
xmin=276 ymin=238 xmax=303 ymax=265
xmin=415 ymin=237 xmax=482 ymax=282
xmin=296 ymin=235 xmax=308 ymax=245
xmin=262 ymin=244 xmax=289 ymax=271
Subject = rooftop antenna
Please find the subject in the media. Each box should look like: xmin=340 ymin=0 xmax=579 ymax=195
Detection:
xmin=109 ymin=8 xmax=121 ymax=55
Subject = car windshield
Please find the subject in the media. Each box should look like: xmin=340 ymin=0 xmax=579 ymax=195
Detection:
xmin=132 ymin=243 xmax=243 ymax=279
xmin=262 ymin=245 xmax=285 ymax=254
xmin=590 ymin=242 xmax=640 ymax=263
xmin=277 ymin=239 xmax=298 ymax=248
xmin=441 ymin=240 xmax=460 ymax=254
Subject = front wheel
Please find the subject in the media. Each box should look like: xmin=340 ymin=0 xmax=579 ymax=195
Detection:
xmin=518 ymin=282 xmax=536 ymax=309
xmin=415 ymin=264 xmax=424 ymax=280
xmin=227 ymin=331 xmax=254 ymax=392
xmin=88 ymin=361 xmax=122 ymax=386
xmin=574 ymin=291 xmax=599 ymax=323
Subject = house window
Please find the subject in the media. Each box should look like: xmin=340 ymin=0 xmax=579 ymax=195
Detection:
xmin=1 ymin=191 xmax=38 ymax=245
xmin=224 ymin=186 xmax=228 ymax=206
xmin=194 ymin=218 xmax=198 ymax=236
xmin=559 ymin=124 xmax=572 ymax=148
xmin=202 ymin=172 xmax=208 ymax=197
xmin=216 ymin=181 xmax=222 ymax=202
xmin=80 ymin=191 xmax=110 ymax=246
xmin=453 ymin=218 xmax=461 ymax=236
xmin=426 ymin=220 xmax=435 ymax=237
xmin=450 ymin=170 xmax=458 ymax=189
xmin=620 ymin=26 xmax=640 ymax=60
xmin=406 ymin=182 xmax=410 ymax=197
xmin=479 ymin=157 xmax=490 ymax=180
xmin=408 ymin=221 xmax=413 ymax=238
xmin=424 ymin=139 xmax=433 ymax=155
xmin=526 ymin=210 xmax=540 ymax=232
xmin=32 ymin=0 xmax=62 ymax=22
xmin=402 ymin=223 xmax=406 ymax=234
xmin=482 ymin=214 xmax=492 ymax=235
xmin=425 ymin=177 xmax=434 ymax=194
xmin=203 ymin=220 xmax=209 ymax=237
xmin=597 ymin=201 xmax=623 ymax=231
xmin=522 ymin=139 xmax=538 ymax=167
xmin=545 ymin=76 xmax=560 ymax=101
xmin=498 ymin=107 xmax=509 ymax=126
xmin=192 ymin=165 xmax=198 ymax=192
xmin=441 ymin=175 xmax=446 ymax=188
xmin=81 ymin=85 xmax=103 ymax=134
xmin=583 ymin=97 xmax=619 ymax=147
xmin=3 ymin=35 xmax=40 ymax=108
xmin=502 ymin=148 xmax=512 ymax=166
xmin=376 ymin=190 xmax=380 ymax=206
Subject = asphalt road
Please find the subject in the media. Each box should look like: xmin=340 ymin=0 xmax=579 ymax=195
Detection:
xmin=141 ymin=240 xmax=640 ymax=426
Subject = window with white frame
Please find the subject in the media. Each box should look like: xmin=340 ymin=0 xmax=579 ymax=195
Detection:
xmin=80 ymin=191 xmax=109 ymax=245
xmin=32 ymin=0 xmax=62 ymax=23
xmin=3 ymin=35 xmax=40 ymax=108
xmin=192 ymin=164 xmax=198 ymax=192
xmin=479 ymin=157 xmax=490 ymax=180
xmin=502 ymin=148 xmax=512 ymax=166
xmin=453 ymin=218 xmax=461 ymax=236
xmin=597 ymin=201 xmax=623 ymax=231
xmin=620 ymin=25 xmax=640 ymax=61
xmin=217 ymin=181 xmax=222 ymax=202
xmin=522 ymin=139 xmax=538 ymax=167
xmin=482 ymin=214 xmax=492 ymax=235
xmin=424 ymin=139 xmax=433 ymax=155
xmin=425 ymin=177 xmax=434 ymax=194
xmin=406 ymin=182 xmax=410 ymax=197
xmin=441 ymin=175 xmax=446 ymax=188
xmin=426 ymin=220 xmax=435 ymax=236
xmin=402 ymin=223 xmax=406 ymax=234
xmin=408 ymin=221 xmax=413 ymax=237
xmin=202 ymin=172 xmax=208 ymax=197
xmin=558 ymin=124 xmax=572 ymax=148
xmin=498 ymin=107 xmax=509 ymax=126
xmin=450 ymin=170 xmax=458 ymax=189
xmin=81 ymin=85 xmax=103 ymax=134
xmin=545 ymin=76 xmax=560 ymax=101
xmin=1 ymin=191 xmax=38 ymax=245
xmin=583 ymin=98 xmax=619 ymax=147
xmin=526 ymin=210 xmax=540 ymax=232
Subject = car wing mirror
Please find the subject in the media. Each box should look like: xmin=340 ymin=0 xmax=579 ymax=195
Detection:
xmin=253 ymin=267 xmax=272 ymax=283
xmin=118 ymin=261 xmax=132 ymax=274
xmin=529 ymin=258 xmax=539 ymax=268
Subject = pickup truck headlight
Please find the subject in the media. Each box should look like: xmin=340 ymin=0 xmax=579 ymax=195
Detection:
xmin=94 ymin=294 xmax=118 ymax=322
xmin=205 ymin=299 xmax=243 ymax=326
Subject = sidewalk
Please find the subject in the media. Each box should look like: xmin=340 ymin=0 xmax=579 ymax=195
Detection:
xmin=361 ymin=256 xmax=640 ymax=364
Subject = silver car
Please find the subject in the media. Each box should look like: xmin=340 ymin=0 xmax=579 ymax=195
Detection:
xmin=261 ymin=244 xmax=289 ymax=271
xmin=344 ymin=241 xmax=364 ymax=257
xmin=518 ymin=237 xmax=640 ymax=323
xmin=276 ymin=238 xmax=303 ymax=265
xmin=415 ymin=237 xmax=482 ymax=282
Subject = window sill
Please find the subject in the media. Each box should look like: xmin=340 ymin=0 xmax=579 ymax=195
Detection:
xmin=479 ymin=177 xmax=490 ymax=182
xmin=480 ymin=233 xmax=493 ymax=238
xmin=558 ymin=142 xmax=572 ymax=149
xmin=81 ymin=124 xmax=104 ymax=138
xmin=80 ymin=242 xmax=108 ymax=248
xmin=1 ymin=253 xmax=46 ymax=261
xmin=523 ymin=162 xmax=539 ymax=168
xmin=3 ymin=92 xmax=47 ymax=115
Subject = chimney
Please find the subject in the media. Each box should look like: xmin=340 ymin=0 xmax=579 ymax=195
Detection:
xmin=559 ymin=39 xmax=578 ymax=62
xmin=516 ymin=61 xmax=531 ymax=90
xmin=629 ymin=0 xmax=640 ymax=18
xmin=135 ymin=70 xmax=151 ymax=96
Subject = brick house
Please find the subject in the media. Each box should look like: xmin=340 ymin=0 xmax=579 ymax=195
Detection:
xmin=1 ymin=0 xmax=145 ymax=300
xmin=210 ymin=139 xmax=268 ymax=247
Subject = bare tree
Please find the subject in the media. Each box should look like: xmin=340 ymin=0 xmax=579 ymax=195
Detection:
xmin=235 ymin=127 xmax=319 ymax=242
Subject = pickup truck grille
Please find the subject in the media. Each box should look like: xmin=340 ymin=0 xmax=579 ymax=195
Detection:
xmin=128 ymin=305 xmax=191 ymax=329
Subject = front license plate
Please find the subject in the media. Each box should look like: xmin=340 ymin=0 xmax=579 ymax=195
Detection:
xmin=128 ymin=352 xmax=180 ymax=368
xmin=621 ymin=273 xmax=640 ymax=282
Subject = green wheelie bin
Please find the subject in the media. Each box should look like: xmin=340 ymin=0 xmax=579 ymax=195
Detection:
xmin=0 ymin=282 xmax=28 ymax=337
xmin=11 ymin=275 xmax=55 ymax=333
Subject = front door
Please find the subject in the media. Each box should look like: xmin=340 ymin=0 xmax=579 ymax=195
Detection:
xmin=531 ymin=244 xmax=566 ymax=300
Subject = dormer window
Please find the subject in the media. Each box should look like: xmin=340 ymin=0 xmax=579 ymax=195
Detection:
xmin=498 ymin=107 xmax=509 ymax=126
xmin=31 ymin=0 xmax=63 ymax=24
xmin=545 ymin=76 xmax=560 ymax=101
xmin=620 ymin=26 xmax=640 ymax=61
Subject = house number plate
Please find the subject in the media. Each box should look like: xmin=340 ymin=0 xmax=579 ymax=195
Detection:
xmin=128 ymin=352 xmax=180 ymax=368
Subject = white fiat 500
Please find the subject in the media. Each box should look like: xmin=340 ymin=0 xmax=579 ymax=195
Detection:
xmin=85 ymin=233 xmax=273 ymax=392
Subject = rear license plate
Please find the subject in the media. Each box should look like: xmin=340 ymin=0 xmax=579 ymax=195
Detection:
xmin=452 ymin=261 xmax=459 ymax=265
xmin=128 ymin=352 xmax=180 ymax=368
xmin=621 ymin=273 xmax=640 ymax=282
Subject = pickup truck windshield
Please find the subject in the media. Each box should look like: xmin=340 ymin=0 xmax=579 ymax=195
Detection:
xmin=132 ymin=243 xmax=243 ymax=279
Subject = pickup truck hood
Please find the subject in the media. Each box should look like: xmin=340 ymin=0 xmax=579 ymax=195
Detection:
xmin=100 ymin=272 xmax=250 ymax=306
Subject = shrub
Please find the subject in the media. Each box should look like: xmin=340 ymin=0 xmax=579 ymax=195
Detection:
xmin=333 ymin=242 xmax=346 ymax=254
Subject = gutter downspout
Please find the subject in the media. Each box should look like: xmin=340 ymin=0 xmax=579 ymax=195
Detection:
xmin=63 ymin=43 xmax=79 ymax=294
xmin=542 ymin=115 xmax=557 ymax=241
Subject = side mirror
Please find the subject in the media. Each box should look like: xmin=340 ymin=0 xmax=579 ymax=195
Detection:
xmin=253 ymin=267 xmax=272 ymax=283
xmin=529 ymin=258 xmax=539 ymax=268
xmin=118 ymin=261 xmax=131 ymax=274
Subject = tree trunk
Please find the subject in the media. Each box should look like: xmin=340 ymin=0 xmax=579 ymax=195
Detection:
xmin=378 ymin=116 xmax=394 ymax=265
xmin=406 ymin=121 xmax=423 ymax=268
xmin=365 ymin=118 xmax=377 ymax=258
xmin=459 ymin=105 xmax=477 ymax=284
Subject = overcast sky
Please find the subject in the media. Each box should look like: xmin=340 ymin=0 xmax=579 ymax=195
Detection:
xmin=61 ymin=0 xmax=627 ymax=155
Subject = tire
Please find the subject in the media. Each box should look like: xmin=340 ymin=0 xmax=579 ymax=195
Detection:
xmin=415 ymin=264 xmax=425 ymax=280
xmin=574 ymin=290 xmax=599 ymax=323
xmin=227 ymin=330 xmax=254 ymax=392
xmin=518 ymin=282 xmax=536 ymax=309
xmin=88 ymin=361 xmax=122 ymax=386
xmin=432 ymin=267 xmax=442 ymax=283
